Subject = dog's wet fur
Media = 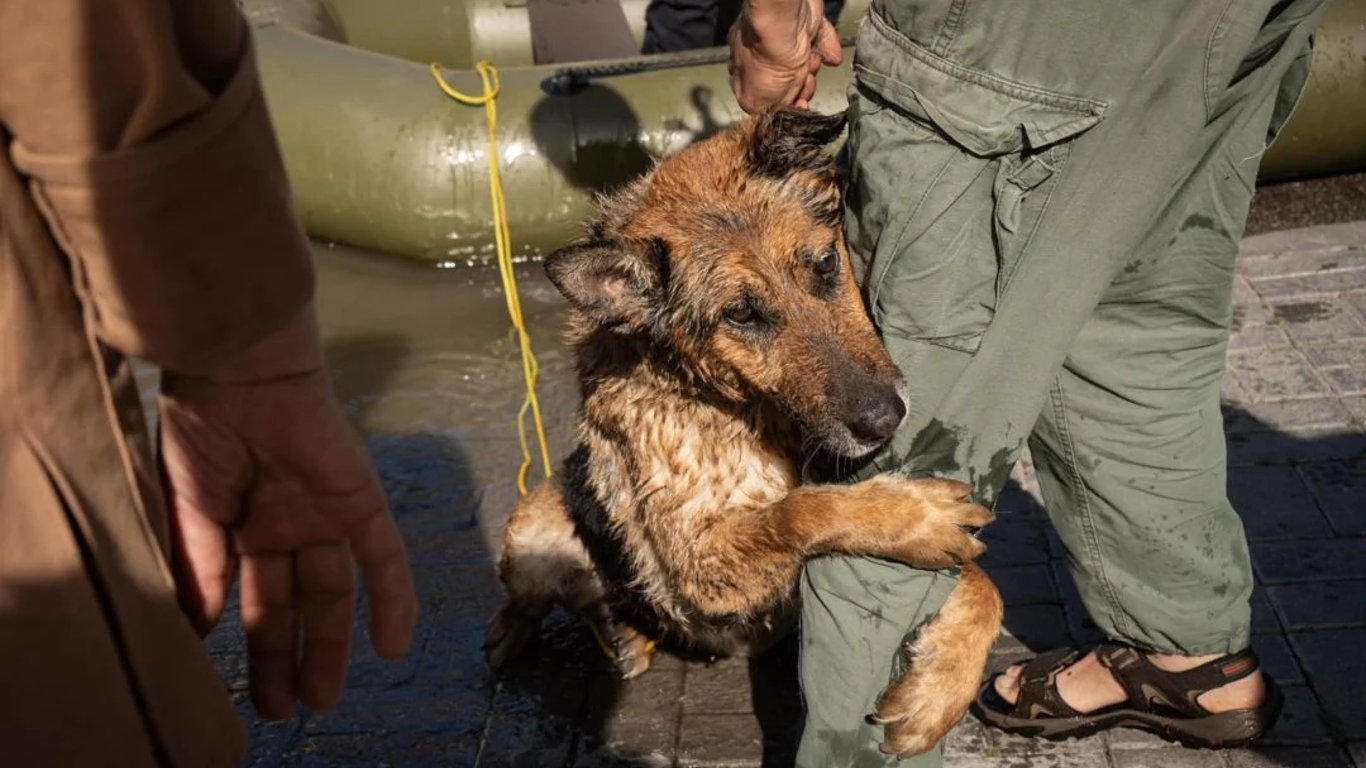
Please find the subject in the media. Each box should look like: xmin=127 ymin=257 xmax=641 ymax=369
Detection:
xmin=487 ymin=107 xmax=1004 ymax=756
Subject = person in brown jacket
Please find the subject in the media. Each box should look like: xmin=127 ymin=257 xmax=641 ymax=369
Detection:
xmin=0 ymin=2 xmax=420 ymax=765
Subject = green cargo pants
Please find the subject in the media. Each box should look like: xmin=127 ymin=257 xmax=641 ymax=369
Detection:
xmin=798 ymin=1 xmax=1327 ymax=765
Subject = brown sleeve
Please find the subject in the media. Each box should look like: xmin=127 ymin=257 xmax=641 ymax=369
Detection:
xmin=0 ymin=0 xmax=314 ymax=374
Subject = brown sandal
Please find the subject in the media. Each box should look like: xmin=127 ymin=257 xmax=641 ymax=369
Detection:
xmin=972 ymin=643 xmax=1282 ymax=748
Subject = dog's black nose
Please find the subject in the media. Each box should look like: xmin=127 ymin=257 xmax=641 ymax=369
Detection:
xmin=848 ymin=388 xmax=907 ymax=444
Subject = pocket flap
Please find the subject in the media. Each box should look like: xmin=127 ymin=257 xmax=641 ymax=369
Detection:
xmin=855 ymin=10 xmax=1107 ymax=157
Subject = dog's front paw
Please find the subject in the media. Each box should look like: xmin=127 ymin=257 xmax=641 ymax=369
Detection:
xmin=872 ymin=477 xmax=992 ymax=569
xmin=872 ymin=564 xmax=1002 ymax=756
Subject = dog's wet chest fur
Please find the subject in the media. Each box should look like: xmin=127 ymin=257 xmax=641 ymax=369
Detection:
xmin=568 ymin=368 xmax=801 ymax=636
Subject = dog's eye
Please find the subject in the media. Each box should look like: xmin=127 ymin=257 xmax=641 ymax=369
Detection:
xmin=724 ymin=302 xmax=758 ymax=327
xmin=814 ymin=247 xmax=840 ymax=278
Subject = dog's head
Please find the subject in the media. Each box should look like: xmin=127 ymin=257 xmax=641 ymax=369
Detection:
xmin=547 ymin=107 xmax=906 ymax=458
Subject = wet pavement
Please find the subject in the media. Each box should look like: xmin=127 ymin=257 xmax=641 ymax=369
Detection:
xmin=201 ymin=214 xmax=1366 ymax=767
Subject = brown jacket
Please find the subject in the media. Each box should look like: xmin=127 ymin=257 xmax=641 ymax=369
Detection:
xmin=0 ymin=2 xmax=313 ymax=765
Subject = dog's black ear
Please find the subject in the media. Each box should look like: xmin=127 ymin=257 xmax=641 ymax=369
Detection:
xmin=545 ymin=237 xmax=668 ymax=328
xmin=746 ymin=106 xmax=847 ymax=177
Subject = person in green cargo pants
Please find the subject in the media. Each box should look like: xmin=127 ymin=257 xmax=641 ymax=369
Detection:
xmin=728 ymin=0 xmax=1327 ymax=764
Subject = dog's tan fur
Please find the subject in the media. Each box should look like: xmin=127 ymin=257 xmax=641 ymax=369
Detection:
xmin=487 ymin=108 xmax=1003 ymax=755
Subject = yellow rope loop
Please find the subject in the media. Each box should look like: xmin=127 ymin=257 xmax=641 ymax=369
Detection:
xmin=431 ymin=60 xmax=553 ymax=495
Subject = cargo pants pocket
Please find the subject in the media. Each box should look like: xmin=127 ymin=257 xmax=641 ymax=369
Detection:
xmin=847 ymin=9 xmax=1108 ymax=354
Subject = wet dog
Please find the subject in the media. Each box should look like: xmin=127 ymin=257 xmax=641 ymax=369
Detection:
xmin=486 ymin=107 xmax=1003 ymax=756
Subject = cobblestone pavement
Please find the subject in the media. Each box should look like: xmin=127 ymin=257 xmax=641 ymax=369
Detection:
xmin=212 ymin=220 xmax=1366 ymax=767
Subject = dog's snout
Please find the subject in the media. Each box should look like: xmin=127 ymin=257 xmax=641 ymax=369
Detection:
xmin=848 ymin=387 xmax=907 ymax=445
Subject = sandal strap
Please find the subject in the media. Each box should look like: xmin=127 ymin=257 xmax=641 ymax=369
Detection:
xmin=1010 ymin=648 xmax=1085 ymax=719
xmin=1096 ymin=643 xmax=1262 ymax=718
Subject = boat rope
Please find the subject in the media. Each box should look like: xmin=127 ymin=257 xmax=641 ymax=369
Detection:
xmin=430 ymin=60 xmax=553 ymax=495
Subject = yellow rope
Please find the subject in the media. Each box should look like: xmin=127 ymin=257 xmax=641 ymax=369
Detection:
xmin=430 ymin=61 xmax=553 ymax=494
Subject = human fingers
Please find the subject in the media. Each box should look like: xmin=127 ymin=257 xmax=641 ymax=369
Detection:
xmin=241 ymin=551 xmax=300 ymax=719
xmin=295 ymin=543 xmax=357 ymax=710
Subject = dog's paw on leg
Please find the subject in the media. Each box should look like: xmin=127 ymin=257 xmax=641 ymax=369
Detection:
xmin=611 ymin=626 xmax=658 ymax=680
xmin=873 ymin=563 xmax=1003 ymax=756
xmin=485 ymin=604 xmax=541 ymax=670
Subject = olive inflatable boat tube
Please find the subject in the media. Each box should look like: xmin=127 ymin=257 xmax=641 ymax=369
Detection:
xmin=254 ymin=1 xmax=1366 ymax=264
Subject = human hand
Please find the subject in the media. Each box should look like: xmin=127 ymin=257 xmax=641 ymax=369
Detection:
xmin=159 ymin=307 xmax=418 ymax=719
xmin=728 ymin=0 xmax=842 ymax=114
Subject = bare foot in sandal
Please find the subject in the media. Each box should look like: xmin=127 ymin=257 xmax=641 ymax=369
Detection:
xmin=973 ymin=643 xmax=1281 ymax=748
xmin=994 ymin=647 xmax=1267 ymax=714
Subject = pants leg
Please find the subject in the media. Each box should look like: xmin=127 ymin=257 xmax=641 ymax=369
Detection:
xmin=1030 ymin=8 xmax=1322 ymax=654
xmin=796 ymin=1 xmax=1326 ymax=763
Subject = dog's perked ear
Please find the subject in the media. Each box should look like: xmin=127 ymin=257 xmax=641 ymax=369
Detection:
xmin=746 ymin=106 xmax=847 ymax=178
xmin=544 ymin=237 xmax=669 ymax=328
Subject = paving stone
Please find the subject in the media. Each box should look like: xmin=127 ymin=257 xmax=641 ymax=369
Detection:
xmin=676 ymin=713 xmax=768 ymax=766
xmin=1251 ymin=268 xmax=1366 ymax=300
xmin=1223 ymin=368 xmax=1253 ymax=405
xmin=1234 ymin=274 xmax=1263 ymax=302
xmin=1110 ymin=747 xmax=1223 ymax=768
xmin=1238 ymin=222 xmax=1366 ymax=258
xmin=1301 ymin=339 xmax=1366 ymax=368
xmin=1253 ymin=634 xmax=1306 ymax=685
xmin=1262 ymin=685 xmax=1334 ymax=745
xmin=1228 ymin=348 xmax=1333 ymax=402
xmin=1232 ymin=298 xmax=1276 ymax=331
xmin=948 ymin=714 xmax=1110 ymax=762
xmin=944 ymin=755 xmax=1108 ymax=768
xmin=578 ymin=707 xmax=678 ymax=767
xmin=1223 ymin=399 xmax=1357 ymax=435
xmin=1291 ymin=629 xmax=1366 ymax=739
xmin=232 ymin=691 xmax=304 ymax=768
xmin=1240 ymin=241 xmax=1365 ymax=274
xmin=1228 ymin=323 xmax=1294 ymax=353
xmin=282 ymin=732 xmax=480 ymax=767
xmin=1323 ymin=367 xmax=1366 ymax=397
xmin=1227 ymin=466 xmax=1334 ymax=540
xmin=682 ymin=659 xmax=754 ymax=714
xmin=979 ymin=515 xmax=1052 ymax=567
xmin=986 ymin=563 xmax=1060 ymax=606
xmin=1227 ymin=428 xmax=1366 ymax=467
xmin=303 ymin=685 xmax=490 ymax=737
xmin=1223 ymin=746 xmax=1352 ymax=768
xmin=1252 ymin=539 xmax=1366 ymax=584
xmin=1349 ymin=291 xmax=1366 ymax=323
xmin=1299 ymin=459 xmax=1366 ymax=535
xmin=1341 ymin=395 xmax=1366 ymax=426
xmin=944 ymin=717 xmax=996 ymax=758
xmin=1252 ymin=588 xmax=1283 ymax=635
xmin=1269 ymin=580 xmax=1366 ymax=631
xmin=1108 ymin=727 xmax=1186 ymax=751
xmin=1269 ymin=298 xmax=1366 ymax=343
xmin=1001 ymin=604 xmax=1073 ymax=653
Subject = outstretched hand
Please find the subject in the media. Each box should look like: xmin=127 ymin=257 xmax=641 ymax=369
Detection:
xmin=159 ymin=308 xmax=418 ymax=719
xmin=728 ymin=0 xmax=842 ymax=114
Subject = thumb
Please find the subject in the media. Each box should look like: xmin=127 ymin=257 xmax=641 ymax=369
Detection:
xmin=815 ymin=21 xmax=843 ymax=66
xmin=159 ymin=396 xmax=249 ymax=635
xmin=169 ymin=496 xmax=236 ymax=635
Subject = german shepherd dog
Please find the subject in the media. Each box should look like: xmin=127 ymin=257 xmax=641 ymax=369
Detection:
xmin=486 ymin=107 xmax=1004 ymax=756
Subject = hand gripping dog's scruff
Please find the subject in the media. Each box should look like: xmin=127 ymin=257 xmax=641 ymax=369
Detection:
xmin=487 ymin=107 xmax=1004 ymax=756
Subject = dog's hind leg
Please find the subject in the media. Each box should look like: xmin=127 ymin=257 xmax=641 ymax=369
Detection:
xmin=488 ymin=483 xmax=605 ymax=668
xmin=488 ymin=483 xmax=660 ymax=678
xmin=872 ymin=562 xmax=1004 ymax=756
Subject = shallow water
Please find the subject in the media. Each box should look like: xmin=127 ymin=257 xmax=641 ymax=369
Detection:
xmin=311 ymin=242 xmax=581 ymax=560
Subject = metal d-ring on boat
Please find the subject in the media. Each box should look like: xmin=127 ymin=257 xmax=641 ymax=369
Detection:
xmin=244 ymin=0 xmax=1366 ymax=265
